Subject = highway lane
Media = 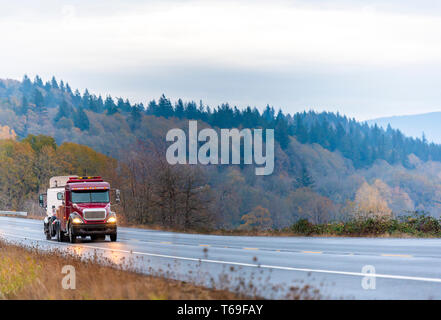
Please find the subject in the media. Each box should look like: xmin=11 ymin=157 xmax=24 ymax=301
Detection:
xmin=1 ymin=216 xmax=441 ymax=299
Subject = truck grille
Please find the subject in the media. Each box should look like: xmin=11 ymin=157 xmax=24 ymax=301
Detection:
xmin=83 ymin=210 xmax=106 ymax=221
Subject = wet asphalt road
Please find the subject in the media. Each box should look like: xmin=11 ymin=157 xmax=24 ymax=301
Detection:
xmin=1 ymin=216 xmax=441 ymax=299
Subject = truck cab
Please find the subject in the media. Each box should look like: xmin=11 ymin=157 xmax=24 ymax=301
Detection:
xmin=41 ymin=176 xmax=119 ymax=243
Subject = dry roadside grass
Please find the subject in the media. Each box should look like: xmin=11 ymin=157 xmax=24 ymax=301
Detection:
xmin=0 ymin=240 xmax=321 ymax=300
xmin=0 ymin=241 xmax=244 ymax=300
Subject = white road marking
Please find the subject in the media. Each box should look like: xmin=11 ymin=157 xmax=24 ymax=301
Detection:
xmin=1 ymin=231 xmax=441 ymax=284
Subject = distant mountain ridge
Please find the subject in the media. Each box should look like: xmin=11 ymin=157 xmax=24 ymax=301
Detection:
xmin=367 ymin=112 xmax=441 ymax=144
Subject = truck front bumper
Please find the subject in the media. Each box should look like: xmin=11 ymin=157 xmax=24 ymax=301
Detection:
xmin=72 ymin=223 xmax=117 ymax=236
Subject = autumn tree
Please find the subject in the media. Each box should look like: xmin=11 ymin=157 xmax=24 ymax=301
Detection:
xmin=116 ymin=142 xmax=215 ymax=229
xmin=354 ymin=181 xmax=392 ymax=219
xmin=0 ymin=140 xmax=37 ymax=210
xmin=239 ymin=206 xmax=272 ymax=231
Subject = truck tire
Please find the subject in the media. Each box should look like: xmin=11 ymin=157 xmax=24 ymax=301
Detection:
xmin=110 ymin=233 xmax=117 ymax=242
xmin=50 ymin=219 xmax=57 ymax=238
xmin=44 ymin=221 xmax=50 ymax=240
xmin=56 ymin=223 xmax=64 ymax=242
xmin=68 ymin=225 xmax=77 ymax=243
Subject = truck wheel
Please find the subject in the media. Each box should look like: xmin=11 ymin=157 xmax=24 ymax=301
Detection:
xmin=68 ymin=225 xmax=77 ymax=243
xmin=110 ymin=233 xmax=117 ymax=242
xmin=56 ymin=224 xmax=64 ymax=242
xmin=44 ymin=222 xmax=50 ymax=240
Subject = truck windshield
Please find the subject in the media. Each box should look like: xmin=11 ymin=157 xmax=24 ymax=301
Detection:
xmin=71 ymin=190 xmax=110 ymax=203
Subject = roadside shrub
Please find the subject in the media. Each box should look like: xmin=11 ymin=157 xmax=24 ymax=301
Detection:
xmin=289 ymin=212 xmax=441 ymax=237
xmin=398 ymin=213 xmax=441 ymax=235
xmin=291 ymin=219 xmax=315 ymax=235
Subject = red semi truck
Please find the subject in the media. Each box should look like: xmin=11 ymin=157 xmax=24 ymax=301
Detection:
xmin=40 ymin=176 xmax=120 ymax=243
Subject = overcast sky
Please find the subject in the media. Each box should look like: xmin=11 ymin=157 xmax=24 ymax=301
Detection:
xmin=1 ymin=0 xmax=441 ymax=120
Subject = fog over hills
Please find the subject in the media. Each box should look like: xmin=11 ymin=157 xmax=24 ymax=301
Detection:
xmin=367 ymin=112 xmax=441 ymax=144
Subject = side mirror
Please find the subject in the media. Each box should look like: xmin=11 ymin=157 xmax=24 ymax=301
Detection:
xmin=57 ymin=192 xmax=64 ymax=200
xmin=115 ymin=189 xmax=121 ymax=204
xmin=39 ymin=194 xmax=45 ymax=208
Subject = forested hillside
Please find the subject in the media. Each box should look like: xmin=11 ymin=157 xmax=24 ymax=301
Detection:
xmin=1 ymin=75 xmax=441 ymax=229
xmin=1 ymin=75 xmax=439 ymax=166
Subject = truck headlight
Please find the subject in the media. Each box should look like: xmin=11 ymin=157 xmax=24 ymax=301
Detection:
xmin=107 ymin=216 xmax=117 ymax=223
xmin=72 ymin=217 xmax=83 ymax=224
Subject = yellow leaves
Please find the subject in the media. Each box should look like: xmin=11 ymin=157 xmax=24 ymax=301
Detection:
xmin=0 ymin=139 xmax=38 ymax=209
xmin=354 ymin=181 xmax=392 ymax=219
xmin=57 ymin=142 xmax=111 ymax=176
xmin=239 ymin=206 xmax=272 ymax=231
xmin=0 ymin=135 xmax=114 ymax=210
xmin=22 ymin=134 xmax=56 ymax=153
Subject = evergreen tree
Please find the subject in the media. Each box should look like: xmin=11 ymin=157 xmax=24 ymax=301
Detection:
xmin=33 ymin=88 xmax=47 ymax=119
xmin=34 ymin=75 xmax=43 ymax=87
xmin=298 ymin=165 xmax=314 ymax=188
xmin=73 ymin=89 xmax=82 ymax=106
xmin=104 ymin=96 xmax=117 ymax=114
xmin=82 ymin=89 xmax=91 ymax=110
xmin=157 ymin=94 xmax=173 ymax=118
xmin=88 ymin=95 xmax=98 ymax=112
xmin=59 ymin=80 xmax=65 ymax=92
xmin=175 ymin=99 xmax=185 ymax=118
xmin=21 ymin=75 xmax=32 ymax=96
xmin=185 ymin=101 xmax=199 ymax=119
xmin=146 ymin=100 xmax=157 ymax=115
xmin=73 ymin=106 xmax=90 ymax=131
xmin=44 ymin=88 xmax=56 ymax=108
xmin=17 ymin=95 xmax=29 ymax=116
xmin=262 ymin=105 xmax=275 ymax=123
xmin=65 ymin=83 xmax=72 ymax=94
xmin=294 ymin=114 xmax=308 ymax=143
xmin=275 ymin=110 xmax=290 ymax=149
xmin=96 ymin=95 xmax=104 ymax=113
xmin=123 ymin=99 xmax=132 ymax=113
xmin=54 ymin=100 xmax=71 ymax=123
xmin=116 ymin=98 xmax=125 ymax=113
xmin=44 ymin=81 xmax=51 ymax=91
xmin=129 ymin=104 xmax=142 ymax=130
xmin=51 ymin=76 xmax=59 ymax=89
